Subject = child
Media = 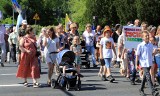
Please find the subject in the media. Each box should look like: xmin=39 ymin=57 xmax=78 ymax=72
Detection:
xmin=136 ymin=31 xmax=159 ymax=96
xmin=99 ymin=27 xmax=117 ymax=82
xmin=70 ymin=36 xmax=83 ymax=77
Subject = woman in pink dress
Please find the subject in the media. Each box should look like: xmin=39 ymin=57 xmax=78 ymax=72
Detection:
xmin=16 ymin=27 xmax=40 ymax=88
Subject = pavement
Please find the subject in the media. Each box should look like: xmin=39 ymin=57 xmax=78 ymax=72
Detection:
xmin=0 ymin=62 xmax=160 ymax=96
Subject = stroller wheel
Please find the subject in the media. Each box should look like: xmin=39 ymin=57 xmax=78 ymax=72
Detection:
xmin=51 ymin=79 xmax=57 ymax=89
xmin=66 ymin=82 xmax=70 ymax=91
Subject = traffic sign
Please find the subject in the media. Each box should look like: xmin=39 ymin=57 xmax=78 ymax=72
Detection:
xmin=33 ymin=13 xmax=40 ymax=20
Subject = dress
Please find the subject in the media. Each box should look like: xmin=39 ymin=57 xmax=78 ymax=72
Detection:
xmin=16 ymin=37 xmax=40 ymax=79
xmin=71 ymin=45 xmax=82 ymax=65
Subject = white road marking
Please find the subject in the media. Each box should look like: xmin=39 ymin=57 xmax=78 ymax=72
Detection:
xmin=0 ymin=84 xmax=23 ymax=87
xmin=0 ymin=73 xmax=16 ymax=76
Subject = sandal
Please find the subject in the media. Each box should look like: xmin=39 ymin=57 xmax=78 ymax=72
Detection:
xmin=23 ymin=82 xmax=29 ymax=87
xmin=33 ymin=82 xmax=40 ymax=88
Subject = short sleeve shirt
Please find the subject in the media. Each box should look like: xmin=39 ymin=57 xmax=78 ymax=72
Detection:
xmin=83 ymin=30 xmax=95 ymax=46
xmin=100 ymin=37 xmax=114 ymax=58
xmin=136 ymin=42 xmax=153 ymax=67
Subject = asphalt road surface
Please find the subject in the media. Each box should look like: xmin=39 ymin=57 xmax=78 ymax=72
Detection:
xmin=0 ymin=62 xmax=159 ymax=96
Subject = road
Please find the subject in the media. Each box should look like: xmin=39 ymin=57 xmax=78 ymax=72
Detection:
xmin=0 ymin=62 xmax=159 ymax=96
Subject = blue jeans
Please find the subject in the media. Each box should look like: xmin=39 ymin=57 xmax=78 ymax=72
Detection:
xmin=0 ymin=43 xmax=6 ymax=63
xmin=86 ymin=46 xmax=96 ymax=65
xmin=104 ymin=58 xmax=112 ymax=68
xmin=155 ymin=55 xmax=160 ymax=75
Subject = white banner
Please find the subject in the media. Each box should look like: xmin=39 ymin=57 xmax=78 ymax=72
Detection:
xmin=123 ymin=26 xmax=142 ymax=49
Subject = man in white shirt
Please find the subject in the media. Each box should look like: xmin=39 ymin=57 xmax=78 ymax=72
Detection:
xmin=136 ymin=31 xmax=159 ymax=96
xmin=0 ymin=23 xmax=6 ymax=67
xmin=82 ymin=24 xmax=97 ymax=67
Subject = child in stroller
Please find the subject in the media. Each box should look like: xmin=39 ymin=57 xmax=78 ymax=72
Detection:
xmin=51 ymin=50 xmax=81 ymax=91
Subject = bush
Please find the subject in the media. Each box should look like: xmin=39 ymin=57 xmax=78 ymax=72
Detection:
xmin=31 ymin=25 xmax=43 ymax=36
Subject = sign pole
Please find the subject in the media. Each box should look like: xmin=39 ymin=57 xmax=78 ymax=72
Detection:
xmin=35 ymin=20 xmax=37 ymax=25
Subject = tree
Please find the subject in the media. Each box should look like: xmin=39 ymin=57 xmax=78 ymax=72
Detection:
xmin=114 ymin=0 xmax=136 ymax=25
xmin=68 ymin=0 xmax=88 ymax=32
xmin=135 ymin=0 xmax=160 ymax=26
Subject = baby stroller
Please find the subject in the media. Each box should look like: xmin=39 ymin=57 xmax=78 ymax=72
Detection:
xmin=80 ymin=40 xmax=90 ymax=68
xmin=51 ymin=49 xmax=81 ymax=91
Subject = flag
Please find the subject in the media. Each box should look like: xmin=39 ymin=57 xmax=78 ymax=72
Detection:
xmin=65 ymin=14 xmax=72 ymax=32
xmin=11 ymin=0 xmax=22 ymax=13
xmin=15 ymin=14 xmax=23 ymax=32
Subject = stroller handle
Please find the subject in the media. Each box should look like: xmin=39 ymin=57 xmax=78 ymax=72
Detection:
xmin=59 ymin=61 xmax=76 ymax=67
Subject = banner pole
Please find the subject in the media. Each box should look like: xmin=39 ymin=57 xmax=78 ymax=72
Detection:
xmin=13 ymin=8 xmax=14 ymax=25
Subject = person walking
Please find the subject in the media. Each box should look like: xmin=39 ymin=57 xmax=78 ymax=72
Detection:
xmin=43 ymin=27 xmax=60 ymax=86
xmin=8 ymin=26 xmax=18 ymax=63
xmin=16 ymin=27 xmax=40 ymax=88
xmin=136 ymin=30 xmax=159 ymax=96
xmin=82 ymin=23 xmax=97 ymax=67
xmin=0 ymin=23 xmax=6 ymax=67
xmin=99 ymin=26 xmax=117 ymax=82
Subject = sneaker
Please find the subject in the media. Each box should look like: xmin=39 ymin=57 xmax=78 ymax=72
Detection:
xmin=33 ymin=82 xmax=40 ymax=88
xmin=139 ymin=89 xmax=145 ymax=96
xmin=101 ymin=75 xmax=106 ymax=81
xmin=1 ymin=63 xmax=4 ymax=67
xmin=152 ymin=91 xmax=159 ymax=96
xmin=93 ymin=65 xmax=97 ymax=68
xmin=131 ymin=81 xmax=135 ymax=85
xmin=107 ymin=75 xmax=115 ymax=82
xmin=23 ymin=82 xmax=29 ymax=87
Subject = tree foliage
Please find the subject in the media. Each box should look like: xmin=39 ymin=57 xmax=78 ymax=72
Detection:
xmin=0 ymin=0 xmax=160 ymax=31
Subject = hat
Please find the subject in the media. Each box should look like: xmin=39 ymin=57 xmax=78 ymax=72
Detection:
xmin=103 ymin=26 xmax=112 ymax=36
xmin=22 ymin=20 xmax=27 ymax=25
xmin=70 ymin=23 xmax=77 ymax=28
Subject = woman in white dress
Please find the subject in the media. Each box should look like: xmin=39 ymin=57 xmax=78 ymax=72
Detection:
xmin=43 ymin=27 xmax=60 ymax=86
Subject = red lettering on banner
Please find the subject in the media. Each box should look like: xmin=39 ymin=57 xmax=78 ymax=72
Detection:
xmin=125 ymin=32 xmax=141 ymax=38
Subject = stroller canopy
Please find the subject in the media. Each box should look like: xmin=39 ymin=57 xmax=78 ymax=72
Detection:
xmin=57 ymin=49 xmax=75 ymax=65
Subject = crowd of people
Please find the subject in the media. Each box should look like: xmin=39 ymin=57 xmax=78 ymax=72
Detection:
xmin=0 ymin=19 xmax=160 ymax=96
